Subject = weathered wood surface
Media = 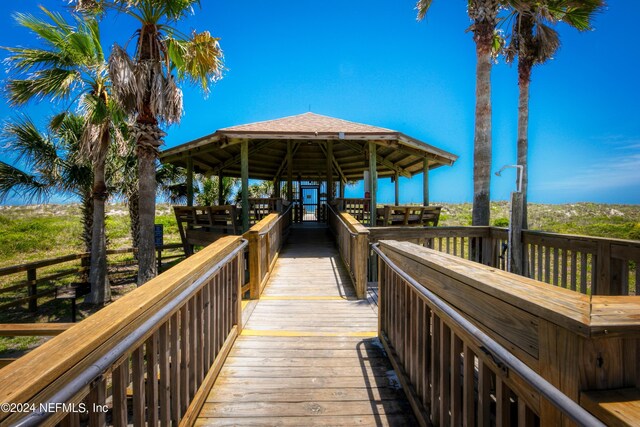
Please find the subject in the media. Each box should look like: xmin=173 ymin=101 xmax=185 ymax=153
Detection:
xmin=581 ymin=388 xmax=640 ymax=427
xmin=196 ymin=226 xmax=415 ymax=426
xmin=377 ymin=240 xmax=640 ymax=426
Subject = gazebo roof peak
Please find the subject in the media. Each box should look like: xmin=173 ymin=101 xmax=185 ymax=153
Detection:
xmin=219 ymin=112 xmax=395 ymax=135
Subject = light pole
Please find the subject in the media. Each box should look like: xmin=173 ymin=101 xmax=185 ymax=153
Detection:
xmin=495 ymin=165 xmax=524 ymax=274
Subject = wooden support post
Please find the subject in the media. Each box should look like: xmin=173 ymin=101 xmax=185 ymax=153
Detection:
xmin=509 ymin=192 xmax=524 ymax=275
xmin=326 ymin=141 xmax=334 ymax=202
xmin=27 ymin=268 xmax=37 ymax=312
xmin=247 ymin=230 xmax=261 ymax=300
xmin=394 ymin=172 xmax=400 ymax=206
xmin=423 ymin=158 xmax=430 ymax=206
xmin=368 ymin=141 xmax=377 ymax=226
xmin=340 ymin=179 xmax=345 ymax=198
xmin=287 ymin=140 xmax=293 ymax=202
xmin=273 ymin=178 xmax=280 ymax=198
xmin=186 ymin=157 xmax=194 ymax=207
xmin=241 ymin=140 xmax=249 ymax=232
xmin=217 ymin=170 xmax=224 ymax=206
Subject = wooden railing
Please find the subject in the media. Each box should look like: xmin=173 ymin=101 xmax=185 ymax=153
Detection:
xmin=0 ymin=243 xmax=184 ymax=312
xmin=519 ymin=229 xmax=639 ymax=296
xmin=369 ymin=226 xmax=639 ymax=296
xmin=327 ymin=204 xmax=369 ymax=299
xmin=375 ymin=240 xmax=639 ymax=426
xmin=0 ymin=236 xmax=246 ymax=426
xmin=244 ymin=204 xmax=292 ymax=299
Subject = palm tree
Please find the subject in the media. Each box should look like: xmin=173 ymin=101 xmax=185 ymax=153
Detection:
xmin=0 ymin=114 xmax=94 ymax=256
xmin=504 ymin=0 xmax=604 ymax=229
xmin=417 ymin=0 xmax=502 ymax=226
xmin=4 ymin=8 xmax=126 ymax=305
xmin=77 ymin=0 xmax=224 ymax=285
xmin=197 ymin=176 xmax=239 ymax=206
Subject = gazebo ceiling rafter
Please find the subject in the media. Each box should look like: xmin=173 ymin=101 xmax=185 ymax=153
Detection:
xmin=339 ymin=140 xmax=412 ymax=179
xmin=319 ymin=142 xmax=347 ymax=183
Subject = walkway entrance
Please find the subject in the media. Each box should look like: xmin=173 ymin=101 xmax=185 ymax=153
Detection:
xmin=196 ymin=226 xmax=416 ymax=425
xmin=301 ymin=186 xmax=319 ymax=221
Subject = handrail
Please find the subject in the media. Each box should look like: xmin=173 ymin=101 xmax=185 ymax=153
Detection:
xmin=15 ymin=240 xmax=247 ymax=427
xmin=244 ymin=204 xmax=293 ymax=298
xmin=0 ymin=235 xmax=245 ymax=426
xmin=327 ymin=204 xmax=358 ymax=238
xmin=368 ymin=225 xmax=639 ymax=296
xmin=327 ymin=204 xmax=369 ymax=298
xmin=373 ymin=243 xmax=605 ymax=427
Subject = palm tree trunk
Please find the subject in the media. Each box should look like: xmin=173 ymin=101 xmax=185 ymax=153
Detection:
xmin=80 ymin=190 xmax=93 ymax=283
xmin=80 ymin=190 xmax=93 ymax=253
xmin=128 ymin=188 xmax=140 ymax=257
xmin=86 ymin=152 xmax=110 ymax=305
xmin=472 ymin=22 xmax=494 ymax=226
xmin=136 ymin=120 xmax=163 ymax=286
xmin=517 ymin=61 xmax=532 ymax=230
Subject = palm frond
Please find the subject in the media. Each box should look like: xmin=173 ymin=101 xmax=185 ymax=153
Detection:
xmin=1 ymin=116 xmax=60 ymax=174
xmin=0 ymin=161 xmax=50 ymax=203
xmin=108 ymin=43 xmax=139 ymax=111
xmin=7 ymin=69 xmax=80 ymax=105
xmin=416 ymin=0 xmax=433 ymax=21
xmin=166 ymin=31 xmax=224 ymax=93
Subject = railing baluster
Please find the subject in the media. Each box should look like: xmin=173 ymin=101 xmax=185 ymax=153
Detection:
xmin=561 ymin=249 xmax=568 ymax=288
xmin=580 ymin=252 xmax=588 ymax=293
xmin=537 ymin=244 xmax=543 ymax=281
xmin=132 ymin=345 xmax=146 ymax=426
xmin=196 ymin=290 xmax=204 ymax=384
xmin=570 ymin=251 xmax=578 ymax=291
xmin=478 ymin=358 xmax=492 ymax=427
xmin=170 ymin=313 xmax=181 ymax=422
xmin=463 ymin=345 xmax=476 ymax=426
xmin=451 ymin=333 xmax=463 ymax=427
xmin=496 ymin=377 xmax=512 ymax=427
xmin=180 ymin=305 xmax=189 ymax=415
xmin=439 ymin=321 xmax=452 ymax=426
xmin=146 ymin=332 xmax=159 ymax=426
xmin=88 ymin=376 xmax=106 ymax=427
xmin=159 ymin=322 xmax=171 ymax=427
xmin=112 ymin=359 xmax=129 ymax=427
xmin=431 ymin=313 xmax=441 ymax=425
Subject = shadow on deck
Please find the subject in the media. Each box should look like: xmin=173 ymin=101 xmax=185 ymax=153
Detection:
xmin=196 ymin=225 xmax=417 ymax=426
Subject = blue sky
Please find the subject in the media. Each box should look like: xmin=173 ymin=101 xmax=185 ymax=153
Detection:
xmin=0 ymin=1 xmax=639 ymax=205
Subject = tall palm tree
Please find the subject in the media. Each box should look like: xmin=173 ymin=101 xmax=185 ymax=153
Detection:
xmin=0 ymin=114 xmax=94 ymax=256
xmin=504 ymin=0 xmax=604 ymax=229
xmin=4 ymin=8 xmax=126 ymax=304
xmin=417 ymin=0 xmax=502 ymax=225
xmin=77 ymin=0 xmax=224 ymax=285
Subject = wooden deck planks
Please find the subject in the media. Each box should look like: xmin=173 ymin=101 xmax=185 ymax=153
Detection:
xmin=196 ymin=225 xmax=416 ymax=426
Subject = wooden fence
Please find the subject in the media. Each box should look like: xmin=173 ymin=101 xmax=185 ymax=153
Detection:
xmin=0 ymin=235 xmax=246 ymax=426
xmin=327 ymin=204 xmax=369 ymax=299
xmin=0 ymin=243 xmax=184 ymax=312
xmin=375 ymin=240 xmax=639 ymax=426
xmin=244 ymin=205 xmax=292 ymax=299
xmin=369 ymin=226 xmax=639 ymax=296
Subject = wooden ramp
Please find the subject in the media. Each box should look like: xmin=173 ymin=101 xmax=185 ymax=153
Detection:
xmin=196 ymin=225 xmax=416 ymax=426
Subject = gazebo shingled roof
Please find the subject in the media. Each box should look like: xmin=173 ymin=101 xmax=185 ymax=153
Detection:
xmin=159 ymin=112 xmax=458 ymax=181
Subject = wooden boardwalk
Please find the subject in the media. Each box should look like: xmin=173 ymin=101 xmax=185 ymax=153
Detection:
xmin=196 ymin=225 xmax=416 ymax=426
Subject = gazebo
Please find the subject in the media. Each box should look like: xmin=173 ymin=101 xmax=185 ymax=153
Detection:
xmin=159 ymin=112 xmax=458 ymax=230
